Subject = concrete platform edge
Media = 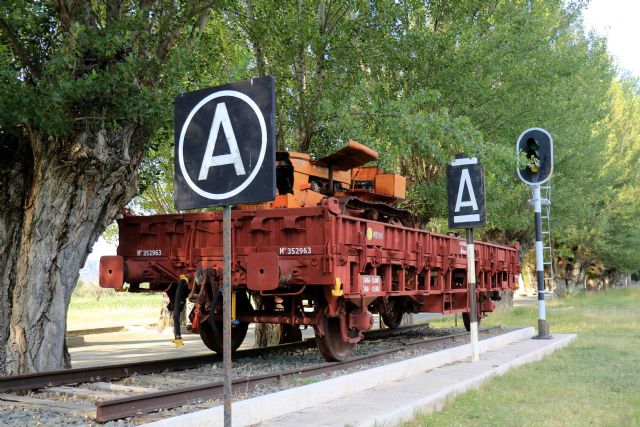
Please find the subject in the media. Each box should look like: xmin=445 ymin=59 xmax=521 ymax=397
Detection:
xmin=143 ymin=327 xmax=534 ymax=427
xmin=362 ymin=333 xmax=578 ymax=427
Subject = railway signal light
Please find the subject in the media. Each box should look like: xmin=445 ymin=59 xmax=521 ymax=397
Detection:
xmin=516 ymin=127 xmax=553 ymax=340
xmin=516 ymin=128 xmax=553 ymax=185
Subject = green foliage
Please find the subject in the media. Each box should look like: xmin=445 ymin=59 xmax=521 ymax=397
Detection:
xmin=3 ymin=1 xmax=637 ymax=275
xmin=587 ymin=78 xmax=640 ymax=270
xmin=124 ymin=1 xmax=640 ymax=274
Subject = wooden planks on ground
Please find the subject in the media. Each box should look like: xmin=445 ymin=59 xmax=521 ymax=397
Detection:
xmin=46 ymin=386 xmax=119 ymax=400
xmin=92 ymin=381 xmax=159 ymax=393
xmin=0 ymin=393 xmax=94 ymax=418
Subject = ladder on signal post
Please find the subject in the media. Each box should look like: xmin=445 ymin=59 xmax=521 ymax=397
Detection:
xmin=539 ymin=183 xmax=554 ymax=291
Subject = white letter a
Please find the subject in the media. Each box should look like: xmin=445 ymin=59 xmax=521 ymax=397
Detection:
xmin=454 ymin=168 xmax=478 ymax=212
xmin=198 ymin=102 xmax=246 ymax=180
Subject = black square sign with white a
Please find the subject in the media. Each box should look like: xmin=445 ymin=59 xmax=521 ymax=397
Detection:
xmin=446 ymin=157 xmax=486 ymax=229
xmin=174 ymin=76 xmax=276 ymax=209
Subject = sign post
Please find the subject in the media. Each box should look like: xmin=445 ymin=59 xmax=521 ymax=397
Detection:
xmin=516 ymin=127 xmax=553 ymax=340
xmin=222 ymin=205 xmax=232 ymax=424
xmin=447 ymin=156 xmax=486 ymax=362
xmin=465 ymin=227 xmax=479 ymax=362
xmin=174 ymin=76 xmax=276 ymax=426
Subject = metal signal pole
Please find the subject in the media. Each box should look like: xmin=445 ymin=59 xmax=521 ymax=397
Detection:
xmin=532 ymin=186 xmax=551 ymax=339
xmin=466 ymin=228 xmax=479 ymax=362
xmin=223 ymin=205 xmax=233 ymax=427
xmin=516 ymin=127 xmax=553 ymax=340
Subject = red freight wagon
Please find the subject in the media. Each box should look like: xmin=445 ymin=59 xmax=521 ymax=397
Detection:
xmin=99 ymin=141 xmax=520 ymax=361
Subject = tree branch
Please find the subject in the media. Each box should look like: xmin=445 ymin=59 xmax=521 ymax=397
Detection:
xmin=0 ymin=17 xmax=40 ymax=78
xmin=324 ymin=2 xmax=349 ymax=35
xmin=156 ymin=1 xmax=215 ymax=60
xmin=51 ymin=0 xmax=81 ymax=31
xmin=80 ymin=0 xmax=98 ymax=29
xmin=243 ymin=0 xmax=268 ymax=75
xmin=106 ymin=0 xmax=124 ymax=26
xmin=188 ymin=12 xmax=209 ymax=43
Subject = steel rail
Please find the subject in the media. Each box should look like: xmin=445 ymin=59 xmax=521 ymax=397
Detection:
xmin=96 ymin=326 xmax=500 ymax=422
xmin=0 ymin=340 xmax=313 ymax=394
xmin=0 ymin=323 xmax=433 ymax=394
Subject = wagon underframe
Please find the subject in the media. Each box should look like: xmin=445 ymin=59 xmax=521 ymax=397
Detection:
xmin=100 ymin=198 xmax=519 ymax=361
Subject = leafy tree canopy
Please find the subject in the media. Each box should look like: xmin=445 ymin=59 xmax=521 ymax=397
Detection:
xmin=2 ymin=0 xmax=639 ymax=375
xmin=133 ymin=0 xmax=636 ymax=277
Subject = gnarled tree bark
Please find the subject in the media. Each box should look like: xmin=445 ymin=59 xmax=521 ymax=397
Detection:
xmin=0 ymin=0 xmax=217 ymax=376
xmin=0 ymin=124 xmax=144 ymax=374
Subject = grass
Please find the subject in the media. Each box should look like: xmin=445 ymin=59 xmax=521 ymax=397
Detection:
xmin=406 ymin=287 xmax=640 ymax=427
xmin=65 ymin=287 xmax=640 ymax=425
xmin=67 ymin=292 xmax=165 ymax=329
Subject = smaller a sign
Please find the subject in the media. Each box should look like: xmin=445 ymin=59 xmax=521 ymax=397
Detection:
xmin=446 ymin=157 xmax=486 ymax=229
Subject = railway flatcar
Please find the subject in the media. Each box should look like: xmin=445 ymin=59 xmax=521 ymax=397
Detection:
xmin=99 ymin=141 xmax=520 ymax=361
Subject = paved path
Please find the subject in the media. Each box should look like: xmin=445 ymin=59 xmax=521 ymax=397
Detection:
xmin=259 ymin=333 xmax=575 ymax=427
xmin=142 ymin=328 xmax=577 ymax=427
xmin=513 ymin=293 xmax=538 ymax=306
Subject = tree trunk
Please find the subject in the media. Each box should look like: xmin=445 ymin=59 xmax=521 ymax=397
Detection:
xmin=400 ymin=313 xmax=414 ymax=327
xmin=254 ymin=323 xmax=281 ymax=348
xmin=523 ymin=264 xmax=534 ymax=294
xmin=0 ymin=125 xmax=142 ymax=375
xmin=157 ymin=292 xmax=188 ymax=331
xmin=157 ymin=293 xmax=173 ymax=331
xmin=496 ymin=290 xmax=514 ymax=309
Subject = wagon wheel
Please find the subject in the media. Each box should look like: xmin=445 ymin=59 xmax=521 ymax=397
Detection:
xmin=199 ymin=290 xmax=251 ymax=354
xmin=381 ymin=310 xmax=404 ymax=329
xmin=199 ymin=318 xmax=249 ymax=354
xmin=315 ymin=314 xmax=358 ymax=362
xmin=380 ymin=299 xmax=404 ymax=329
xmin=462 ymin=312 xmax=481 ymax=332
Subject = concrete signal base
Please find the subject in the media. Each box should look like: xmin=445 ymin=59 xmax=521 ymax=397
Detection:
xmin=144 ymin=328 xmax=576 ymax=427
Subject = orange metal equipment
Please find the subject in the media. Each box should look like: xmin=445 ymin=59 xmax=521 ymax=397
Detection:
xmin=239 ymin=140 xmax=406 ymax=210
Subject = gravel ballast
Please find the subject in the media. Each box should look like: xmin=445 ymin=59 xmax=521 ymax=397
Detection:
xmin=0 ymin=325 xmax=510 ymax=426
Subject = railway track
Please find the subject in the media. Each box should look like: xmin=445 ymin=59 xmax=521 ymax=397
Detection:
xmin=0 ymin=323 xmax=432 ymax=394
xmin=0 ymin=338 xmax=314 ymax=394
xmin=0 ymin=325 xmax=501 ymax=424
